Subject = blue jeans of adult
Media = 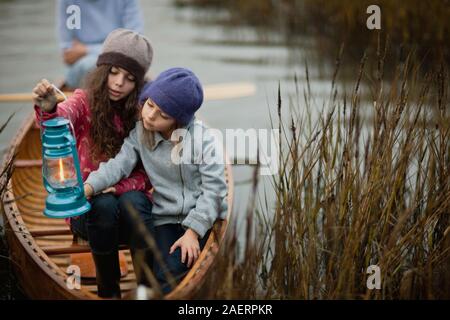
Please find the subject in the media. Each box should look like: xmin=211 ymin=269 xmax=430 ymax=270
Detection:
xmin=153 ymin=224 xmax=211 ymax=294
xmin=70 ymin=191 xmax=154 ymax=255
xmin=65 ymin=54 xmax=98 ymax=88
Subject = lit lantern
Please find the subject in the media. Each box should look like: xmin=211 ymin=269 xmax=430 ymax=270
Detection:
xmin=41 ymin=117 xmax=91 ymax=218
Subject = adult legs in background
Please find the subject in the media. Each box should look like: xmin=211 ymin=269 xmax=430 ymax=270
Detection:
xmin=64 ymin=54 xmax=98 ymax=89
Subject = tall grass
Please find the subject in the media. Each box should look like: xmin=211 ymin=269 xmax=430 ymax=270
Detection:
xmin=196 ymin=47 xmax=449 ymax=299
xmin=175 ymin=0 xmax=449 ymax=66
xmin=0 ymin=113 xmax=21 ymax=299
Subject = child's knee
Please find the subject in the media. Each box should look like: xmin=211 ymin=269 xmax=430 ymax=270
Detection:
xmin=88 ymin=194 xmax=118 ymax=227
xmin=118 ymin=191 xmax=153 ymax=218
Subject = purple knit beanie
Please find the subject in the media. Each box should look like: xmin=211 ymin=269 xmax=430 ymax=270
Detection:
xmin=139 ymin=68 xmax=204 ymax=125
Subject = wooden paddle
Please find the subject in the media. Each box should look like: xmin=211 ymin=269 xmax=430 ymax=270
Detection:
xmin=0 ymin=82 xmax=256 ymax=103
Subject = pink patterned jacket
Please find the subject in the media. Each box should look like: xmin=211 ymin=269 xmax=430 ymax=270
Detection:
xmin=34 ymin=89 xmax=153 ymax=210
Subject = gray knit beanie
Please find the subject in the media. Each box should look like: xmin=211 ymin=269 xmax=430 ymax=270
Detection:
xmin=97 ymin=28 xmax=153 ymax=81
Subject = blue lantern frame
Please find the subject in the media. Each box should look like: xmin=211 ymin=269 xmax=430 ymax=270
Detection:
xmin=41 ymin=117 xmax=91 ymax=218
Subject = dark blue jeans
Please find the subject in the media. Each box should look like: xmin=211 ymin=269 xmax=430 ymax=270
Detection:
xmin=70 ymin=191 xmax=154 ymax=255
xmin=154 ymin=224 xmax=210 ymax=294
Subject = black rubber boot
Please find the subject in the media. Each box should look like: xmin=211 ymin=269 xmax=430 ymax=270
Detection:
xmin=92 ymin=251 xmax=121 ymax=299
xmin=130 ymin=248 xmax=154 ymax=287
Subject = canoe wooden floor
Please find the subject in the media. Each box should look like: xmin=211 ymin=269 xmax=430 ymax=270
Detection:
xmin=1 ymin=112 xmax=233 ymax=299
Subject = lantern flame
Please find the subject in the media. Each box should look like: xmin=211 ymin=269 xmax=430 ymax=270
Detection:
xmin=59 ymin=158 xmax=65 ymax=183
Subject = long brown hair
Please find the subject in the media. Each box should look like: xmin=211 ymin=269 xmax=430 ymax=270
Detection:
xmin=138 ymin=103 xmax=182 ymax=150
xmin=85 ymin=65 xmax=143 ymax=161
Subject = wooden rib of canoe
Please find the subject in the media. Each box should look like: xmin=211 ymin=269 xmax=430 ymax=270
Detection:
xmin=0 ymin=112 xmax=233 ymax=300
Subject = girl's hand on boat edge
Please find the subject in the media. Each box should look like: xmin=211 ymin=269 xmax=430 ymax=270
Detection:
xmin=32 ymin=78 xmax=57 ymax=112
xmin=170 ymin=228 xmax=201 ymax=268
xmin=83 ymin=183 xmax=94 ymax=199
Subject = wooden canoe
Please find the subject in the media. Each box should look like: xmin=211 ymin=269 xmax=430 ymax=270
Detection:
xmin=0 ymin=112 xmax=233 ymax=299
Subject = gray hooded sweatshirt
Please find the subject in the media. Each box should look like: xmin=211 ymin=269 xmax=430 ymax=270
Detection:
xmin=85 ymin=118 xmax=228 ymax=238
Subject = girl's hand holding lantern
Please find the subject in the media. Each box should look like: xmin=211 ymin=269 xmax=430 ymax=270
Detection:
xmin=102 ymin=187 xmax=116 ymax=194
xmin=32 ymin=78 xmax=58 ymax=112
xmin=83 ymin=183 xmax=94 ymax=199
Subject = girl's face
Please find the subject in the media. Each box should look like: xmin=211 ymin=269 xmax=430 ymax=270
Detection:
xmin=107 ymin=66 xmax=136 ymax=101
xmin=141 ymin=98 xmax=176 ymax=135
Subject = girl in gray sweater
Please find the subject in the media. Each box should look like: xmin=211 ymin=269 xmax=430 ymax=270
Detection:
xmin=84 ymin=67 xmax=228 ymax=293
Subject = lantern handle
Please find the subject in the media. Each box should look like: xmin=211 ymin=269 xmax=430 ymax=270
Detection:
xmin=51 ymin=84 xmax=68 ymax=101
xmin=68 ymin=119 xmax=77 ymax=145
xmin=39 ymin=84 xmax=77 ymax=156
xmin=63 ymin=132 xmax=85 ymax=195
xmin=50 ymin=84 xmax=76 ymax=144
xmin=38 ymin=84 xmax=70 ymax=143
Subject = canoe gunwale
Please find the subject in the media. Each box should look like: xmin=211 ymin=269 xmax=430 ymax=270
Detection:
xmin=3 ymin=183 xmax=99 ymax=299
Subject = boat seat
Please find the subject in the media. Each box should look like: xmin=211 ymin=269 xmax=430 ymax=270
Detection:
xmin=70 ymin=235 xmax=128 ymax=279
xmin=37 ymin=230 xmax=128 ymax=279
xmin=14 ymin=159 xmax=43 ymax=168
xmin=30 ymin=227 xmax=73 ymax=237
xmin=69 ymin=235 xmax=128 ymax=279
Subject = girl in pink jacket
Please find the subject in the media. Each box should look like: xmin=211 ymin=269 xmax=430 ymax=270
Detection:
xmin=32 ymin=29 xmax=154 ymax=299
